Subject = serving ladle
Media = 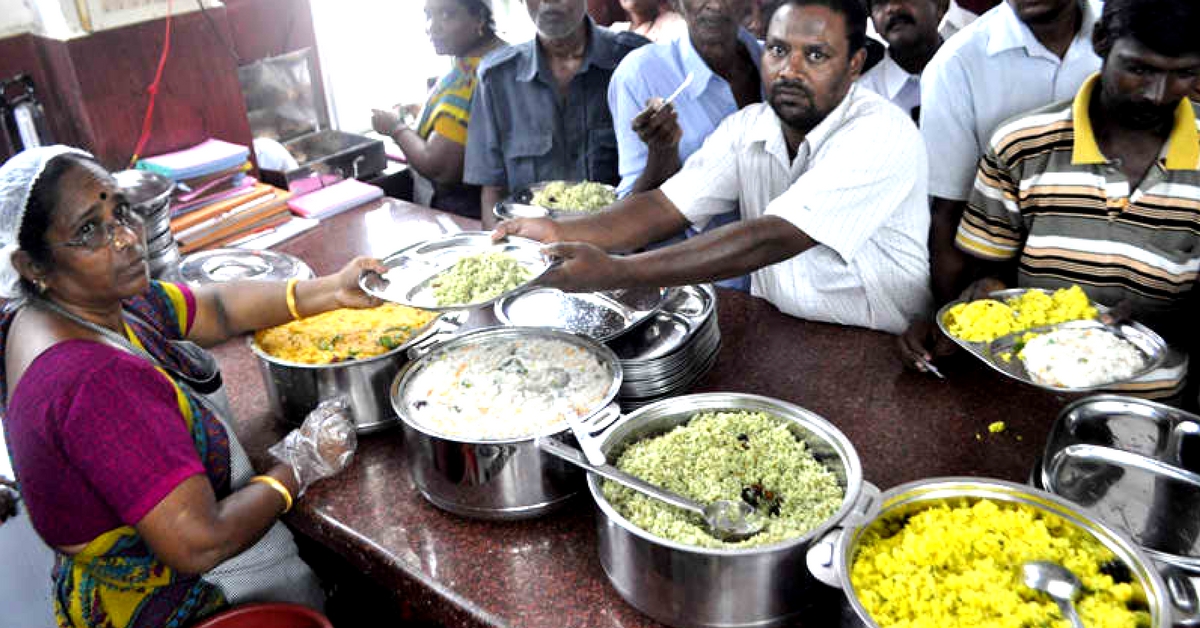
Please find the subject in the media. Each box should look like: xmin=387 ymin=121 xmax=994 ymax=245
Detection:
xmin=1022 ymin=560 xmax=1087 ymax=628
xmin=537 ymin=437 xmax=764 ymax=542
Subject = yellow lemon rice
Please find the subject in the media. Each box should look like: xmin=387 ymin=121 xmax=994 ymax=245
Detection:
xmin=255 ymin=303 xmax=437 ymax=364
xmin=942 ymin=286 xmax=1097 ymax=343
xmin=850 ymin=499 xmax=1149 ymax=628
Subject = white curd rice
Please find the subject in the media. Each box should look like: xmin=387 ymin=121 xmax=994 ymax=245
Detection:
xmin=405 ymin=336 xmax=612 ymax=440
xmin=1019 ymin=328 xmax=1146 ymax=389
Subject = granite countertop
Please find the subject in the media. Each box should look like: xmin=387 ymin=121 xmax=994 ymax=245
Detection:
xmin=209 ymin=198 xmax=1080 ymax=628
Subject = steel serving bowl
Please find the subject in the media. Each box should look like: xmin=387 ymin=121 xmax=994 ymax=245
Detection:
xmin=809 ymin=477 xmax=1197 ymax=628
xmin=391 ymin=326 xmax=624 ymax=520
xmin=250 ymin=312 xmax=454 ymax=434
xmin=586 ymin=392 xmax=865 ymax=628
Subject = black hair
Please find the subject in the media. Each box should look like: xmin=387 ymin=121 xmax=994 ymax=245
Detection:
xmin=1095 ymin=0 xmax=1200 ymax=59
xmin=16 ymin=153 xmax=96 ymax=288
xmin=776 ymin=0 xmax=869 ymax=56
xmin=460 ymin=0 xmax=497 ymax=36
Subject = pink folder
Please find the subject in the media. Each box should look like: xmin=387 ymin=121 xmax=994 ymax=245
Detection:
xmin=287 ymin=179 xmax=384 ymax=219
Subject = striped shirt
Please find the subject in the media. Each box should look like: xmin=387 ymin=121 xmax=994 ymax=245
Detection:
xmin=957 ymin=74 xmax=1200 ymax=398
xmin=660 ymin=86 xmax=932 ymax=334
xmin=958 ymin=73 xmax=1200 ymax=313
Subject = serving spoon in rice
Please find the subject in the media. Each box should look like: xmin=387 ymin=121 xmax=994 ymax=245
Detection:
xmin=1023 ymin=561 xmax=1087 ymax=628
xmin=538 ymin=437 xmax=764 ymax=542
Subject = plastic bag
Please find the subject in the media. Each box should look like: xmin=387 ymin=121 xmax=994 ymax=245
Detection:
xmin=268 ymin=397 xmax=357 ymax=498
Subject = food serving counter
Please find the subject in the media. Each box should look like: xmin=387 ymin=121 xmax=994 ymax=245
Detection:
xmin=209 ymin=198 xmax=1075 ymax=628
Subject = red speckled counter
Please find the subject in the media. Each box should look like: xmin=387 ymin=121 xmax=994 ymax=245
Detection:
xmin=209 ymin=198 xmax=1078 ymax=628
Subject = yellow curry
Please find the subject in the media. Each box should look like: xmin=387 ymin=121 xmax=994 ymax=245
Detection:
xmin=255 ymin=303 xmax=438 ymax=364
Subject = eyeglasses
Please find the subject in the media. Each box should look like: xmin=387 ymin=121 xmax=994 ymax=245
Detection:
xmin=49 ymin=203 xmax=145 ymax=251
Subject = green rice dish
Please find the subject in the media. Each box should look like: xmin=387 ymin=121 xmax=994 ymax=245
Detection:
xmin=431 ymin=252 xmax=533 ymax=306
xmin=603 ymin=410 xmax=845 ymax=549
xmin=529 ymin=181 xmax=616 ymax=212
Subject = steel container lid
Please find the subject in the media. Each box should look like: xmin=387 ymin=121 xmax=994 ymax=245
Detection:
xmin=178 ymin=249 xmax=314 ymax=286
xmin=114 ymin=169 xmax=174 ymax=216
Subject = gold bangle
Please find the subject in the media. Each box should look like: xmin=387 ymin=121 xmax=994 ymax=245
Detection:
xmin=250 ymin=475 xmax=293 ymax=514
xmin=285 ymin=278 xmax=302 ymax=321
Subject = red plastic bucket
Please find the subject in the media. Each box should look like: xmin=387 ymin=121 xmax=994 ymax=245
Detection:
xmin=189 ymin=603 xmax=332 ymax=628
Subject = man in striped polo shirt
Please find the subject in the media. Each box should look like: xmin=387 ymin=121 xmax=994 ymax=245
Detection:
xmin=908 ymin=0 xmax=1200 ymax=397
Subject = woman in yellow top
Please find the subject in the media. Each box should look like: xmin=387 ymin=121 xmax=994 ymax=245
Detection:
xmin=372 ymin=0 xmax=505 ymax=218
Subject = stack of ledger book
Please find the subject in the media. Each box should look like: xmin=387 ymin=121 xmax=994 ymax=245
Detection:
xmin=138 ymin=140 xmax=294 ymax=253
xmin=169 ymin=182 xmax=293 ymax=253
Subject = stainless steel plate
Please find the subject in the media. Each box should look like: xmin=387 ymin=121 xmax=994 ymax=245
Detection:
xmin=493 ymin=180 xmax=617 ymax=221
xmin=359 ymin=232 xmax=554 ymax=312
xmin=621 ymin=318 xmax=719 ymax=379
xmin=179 ymin=248 xmax=314 ymax=286
xmin=1038 ymin=395 xmax=1200 ymax=570
xmin=936 ymin=288 xmax=1167 ymax=392
xmin=494 ymin=286 xmax=668 ymax=342
xmin=611 ymin=284 xmax=715 ymax=363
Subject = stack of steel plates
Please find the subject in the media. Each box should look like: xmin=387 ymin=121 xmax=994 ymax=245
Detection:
xmin=494 ymin=286 xmax=669 ymax=343
xmin=608 ymin=284 xmax=719 ymax=410
xmin=177 ymin=248 xmax=313 ymax=287
xmin=115 ymin=170 xmax=181 ymax=281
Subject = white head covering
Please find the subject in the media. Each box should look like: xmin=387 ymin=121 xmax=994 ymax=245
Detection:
xmin=0 ymin=145 xmax=93 ymax=298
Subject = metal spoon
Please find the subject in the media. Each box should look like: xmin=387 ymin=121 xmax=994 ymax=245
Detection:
xmin=1022 ymin=560 xmax=1086 ymax=628
xmin=537 ymin=437 xmax=764 ymax=542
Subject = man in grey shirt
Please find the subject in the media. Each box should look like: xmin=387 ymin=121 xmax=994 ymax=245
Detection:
xmin=464 ymin=0 xmax=647 ymax=227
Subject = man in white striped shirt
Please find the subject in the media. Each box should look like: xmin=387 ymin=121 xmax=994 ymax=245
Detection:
xmin=495 ymin=0 xmax=931 ymax=334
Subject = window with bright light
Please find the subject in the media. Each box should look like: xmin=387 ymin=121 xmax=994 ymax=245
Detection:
xmin=310 ymin=0 xmax=534 ymax=134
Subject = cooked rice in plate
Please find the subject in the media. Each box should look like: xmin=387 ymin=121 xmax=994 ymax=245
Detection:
xmin=431 ymin=252 xmax=533 ymax=306
xmin=942 ymin=286 xmax=1098 ymax=343
xmin=1019 ymin=327 xmax=1146 ymax=388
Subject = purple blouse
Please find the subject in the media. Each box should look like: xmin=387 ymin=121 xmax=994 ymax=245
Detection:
xmin=3 ymin=282 xmax=209 ymax=547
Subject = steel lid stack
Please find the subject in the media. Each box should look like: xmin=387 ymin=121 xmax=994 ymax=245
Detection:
xmin=608 ymin=284 xmax=720 ymax=411
xmin=115 ymin=170 xmax=180 ymax=281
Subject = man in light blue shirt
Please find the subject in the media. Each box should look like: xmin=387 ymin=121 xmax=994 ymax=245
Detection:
xmin=608 ymin=2 xmax=764 ymax=198
xmin=607 ymin=0 xmax=764 ymax=289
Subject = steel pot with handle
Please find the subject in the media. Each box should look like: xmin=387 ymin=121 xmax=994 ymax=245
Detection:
xmin=806 ymin=477 xmax=1200 ymax=628
xmin=585 ymin=392 xmax=866 ymax=628
xmin=391 ymin=326 xmax=623 ymax=520
xmin=251 ymin=313 xmax=459 ymax=434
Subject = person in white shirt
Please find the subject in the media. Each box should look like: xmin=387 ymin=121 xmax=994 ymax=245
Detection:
xmin=494 ymin=0 xmax=931 ymax=334
xmin=919 ymin=0 xmax=1101 ymax=305
xmin=938 ymin=0 xmax=978 ymax=39
xmin=899 ymin=0 xmax=1101 ymax=364
xmin=857 ymin=0 xmax=947 ymax=121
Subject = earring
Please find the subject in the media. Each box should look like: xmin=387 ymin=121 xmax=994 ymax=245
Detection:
xmin=34 ymin=279 xmax=46 ymax=293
